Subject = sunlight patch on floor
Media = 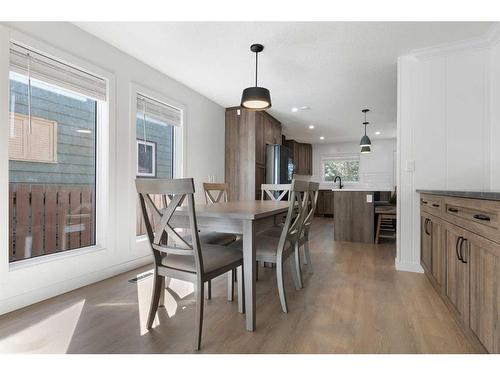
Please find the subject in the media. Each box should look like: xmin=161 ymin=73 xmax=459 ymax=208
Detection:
xmin=0 ymin=300 xmax=85 ymax=353
xmin=167 ymin=278 xmax=194 ymax=299
xmin=136 ymin=276 xmax=158 ymax=335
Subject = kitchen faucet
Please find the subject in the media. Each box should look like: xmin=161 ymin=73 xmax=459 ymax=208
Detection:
xmin=334 ymin=175 xmax=343 ymax=189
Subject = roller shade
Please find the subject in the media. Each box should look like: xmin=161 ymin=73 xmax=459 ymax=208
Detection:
xmin=137 ymin=93 xmax=182 ymax=127
xmin=10 ymin=43 xmax=107 ymax=101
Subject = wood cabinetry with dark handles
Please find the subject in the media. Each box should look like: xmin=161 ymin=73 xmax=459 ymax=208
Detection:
xmin=225 ymin=107 xmax=282 ymax=201
xmin=285 ymin=139 xmax=313 ymax=176
xmin=419 ymin=192 xmax=500 ymax=353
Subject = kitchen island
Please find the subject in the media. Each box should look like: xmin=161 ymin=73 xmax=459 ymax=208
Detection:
xmin=333 ymin=189 xmax=392 ymax=243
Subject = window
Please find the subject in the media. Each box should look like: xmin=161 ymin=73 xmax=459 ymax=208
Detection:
xmin=8 ymin=43 xmax=107 ymax=263
xmin=322 ymin=155 xmax=360 ymax=183
xmin=9 ymin=113 xmax=57 ymax=163
xmin=136 ymin=140 xmax=156 ymax=177
xmin=135 ymin=93 xmax=181 ymax=236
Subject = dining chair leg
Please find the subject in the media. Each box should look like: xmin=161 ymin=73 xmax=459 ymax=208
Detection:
xmin=194 ymin=279 xmax=205 ymax=351
xmin=303 ymin=241 xmax=313 ymax=272
xmin=147 ymin=273 xmax=163 ymax=330
xmin=227 ymin=271 xmax=234 ymax=302
xmin=205 ymin=280 xmax=212 ymax=300
xmin=159 ymin=277 xmax=165 ymax=307
xmin=276 ymin=256 xmax=288 ymax=313
xmin=237 ymin=266 xmax=245 ymax=314
xmin=294 ymin=242 xmax=303 ymax=289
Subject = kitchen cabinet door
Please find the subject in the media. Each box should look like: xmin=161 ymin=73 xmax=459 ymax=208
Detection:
xmin=468 ymin=235 xmax=500 ymax=353
xmin=315 ymin=191 xmax=325 ymax=215
xmin=324 ymin=191 xmax=334 ymax=215
xmin=444 ymin=223 xmax=470 ymax=324
xmin=255 ymin=112 xmax=265 ymax=165
xmin=430 ymin=219 xmax=445 ymax=289
xmin=272 ymin=119 xmax=281 ymax=145
xmin=421 ymin=215 xmax=432 ymax=272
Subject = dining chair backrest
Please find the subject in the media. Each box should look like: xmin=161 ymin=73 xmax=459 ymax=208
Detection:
xmin=136 ymin=178 xmax=204 ymax=274
xmin=261 ymin=183 xmax=291 ymax=201
xmin=277 ymin=180 xmax=309 ymax=254
xmin=302 ymin=182 xmax=320 ymax=233
xmin=203 ymin=182 xmax=229 ymax=204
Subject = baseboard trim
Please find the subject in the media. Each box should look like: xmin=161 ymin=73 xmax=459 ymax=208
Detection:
xmin=395 ymin=259 xmax=424 ymax=273
xmin=0 ymin=255 xmax=152 ymax=315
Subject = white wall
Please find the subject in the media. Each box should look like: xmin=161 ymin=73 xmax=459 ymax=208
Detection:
xmin=0 ymin=22 xmax=225 ymax=314
xmin=296 ymin=138 xmax=396 ymax=191
xmin=397 ymin=25 xmax=500 ymax=273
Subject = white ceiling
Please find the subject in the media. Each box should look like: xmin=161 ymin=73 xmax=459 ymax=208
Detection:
xmin=75 ymin=22 xmax=494 ymax=144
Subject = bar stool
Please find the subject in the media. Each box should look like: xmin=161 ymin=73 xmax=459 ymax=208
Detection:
xmin=375 ymin=205 xmax=396 ymax=243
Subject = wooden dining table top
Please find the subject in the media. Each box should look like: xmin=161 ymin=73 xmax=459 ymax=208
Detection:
xmin=175 ymin=200 xmax=290 ymax=220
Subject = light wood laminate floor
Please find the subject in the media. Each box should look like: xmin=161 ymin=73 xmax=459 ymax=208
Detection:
xmin=0 ymin=217 xmax=475 ymax=353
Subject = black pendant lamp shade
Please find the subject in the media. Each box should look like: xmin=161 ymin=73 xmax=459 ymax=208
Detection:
xmin=360 ymin=109 xmax=371 ymax=153
xmin=241 ymin=44 xmax=272 ymax=111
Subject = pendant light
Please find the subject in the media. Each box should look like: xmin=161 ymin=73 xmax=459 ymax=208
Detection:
xmin=241 ymin=44 xmax=271 ymax=111
xmin=360 ymin=108 xmax=371 ymax=153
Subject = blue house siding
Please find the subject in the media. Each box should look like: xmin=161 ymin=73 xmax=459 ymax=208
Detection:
xmin=9 ymin=80 xmax=174 ymax=184
xmin=9 ymin=79 xmax=96 ymax=186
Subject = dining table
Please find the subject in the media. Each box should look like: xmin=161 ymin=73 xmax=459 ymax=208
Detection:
xmin=171 ymin=199 xmax=290 ymax=331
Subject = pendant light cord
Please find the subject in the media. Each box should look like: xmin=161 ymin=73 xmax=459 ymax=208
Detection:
xmin=255 ymin=51 xmax=258 ymax=87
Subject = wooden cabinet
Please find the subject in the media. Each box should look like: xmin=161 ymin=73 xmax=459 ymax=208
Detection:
xmin=315 ymin=190 xmax=334 ymax=216
xmin=225 ymin=107 xmax=281 ymax=201
xmin=420 ymin=214 xmax=432 ymax=272
xmin=443 ymin=223 xmax=470 ymax=325
xmin=420 ymin=193 xmax=500 ymax=353
xmin=286 ymin=140 xmax=313 ymax=175
xmin=420 ymin=212 xmax=445 ymax=289
xmin=255 ymin=112 xmax=265 ymax=165
xmin=468 ymin=235 xmax=500 ymax=353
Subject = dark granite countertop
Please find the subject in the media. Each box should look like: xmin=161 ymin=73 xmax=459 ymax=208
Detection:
xmin=417 ymin=189 xmax=500 ymax=201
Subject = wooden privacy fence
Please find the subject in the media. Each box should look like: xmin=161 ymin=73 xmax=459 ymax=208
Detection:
xmin=9 ymin=183 xmax=95 ymax=262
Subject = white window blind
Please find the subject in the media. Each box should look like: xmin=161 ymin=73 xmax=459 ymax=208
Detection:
xmin=137 ymin=94 xmax=182 ymax=127
xmin=10 ymin=43 xmax=107 ymax=101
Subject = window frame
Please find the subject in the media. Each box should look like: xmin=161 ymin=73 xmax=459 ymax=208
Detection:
xmin=2 ymin=30 xmax=113 ymax=272
xmin=321 ymin=153 xmax=361 ymax=184
xmin=129 ymin=83 xmax=186 ymax=247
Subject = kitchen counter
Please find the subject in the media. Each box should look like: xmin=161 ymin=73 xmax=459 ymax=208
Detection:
xmin=417 ymin=189 xmax=500 ymax=201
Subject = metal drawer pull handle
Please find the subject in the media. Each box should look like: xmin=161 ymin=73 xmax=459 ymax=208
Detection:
xmin=455 ymin=236 xmax=463 ymax=261
xmin=422 ymin=200 xmax=428 ymax=204
xmin=448 ymin=207 xmax=458 ymax=213
xmin=460 ymin=238 xmax=467 ymax=264
xmin=432 ymin=203 xmax=440 ymax=208
xmin=473 ymin=214 xmax=490 ymax=221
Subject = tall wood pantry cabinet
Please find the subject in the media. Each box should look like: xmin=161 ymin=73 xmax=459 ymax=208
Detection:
xmin=225 ymin=107 xmax=281 ymax=201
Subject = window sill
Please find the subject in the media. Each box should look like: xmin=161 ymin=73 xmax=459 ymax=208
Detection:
xmin=8 ymin=245 xmax=106 ymax=272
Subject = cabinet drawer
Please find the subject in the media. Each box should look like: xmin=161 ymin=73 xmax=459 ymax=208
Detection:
xmin=420 ymin=194 xmax=445 ymax=214
xmin=444 ymin=197 xmax=500 ymax=244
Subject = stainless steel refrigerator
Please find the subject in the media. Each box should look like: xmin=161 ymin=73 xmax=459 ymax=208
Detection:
xmin=266 ymin=144 xmax=294 ymax=185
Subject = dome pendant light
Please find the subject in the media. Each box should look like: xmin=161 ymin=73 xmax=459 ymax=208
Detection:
xmin=360 ymin=108 xmax=371 ymax=154
xmin=241 ymin=44 xmax=272 ymax=111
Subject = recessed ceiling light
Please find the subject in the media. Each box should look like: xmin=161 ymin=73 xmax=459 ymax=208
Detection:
xmin=308 ymin=125 xmax=315 ymax=129
xmin=375 ymin=131 xmax=381 ymax=135
xmin=320 ymin=136 xmax=325 ymax=140
xmin=300 ymin=106 xmax=310 ymax=110
xmin=77 ymin=129 xmax=92 ymax=134
xmin=291 ymin=107 xmax=298 ymax=112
